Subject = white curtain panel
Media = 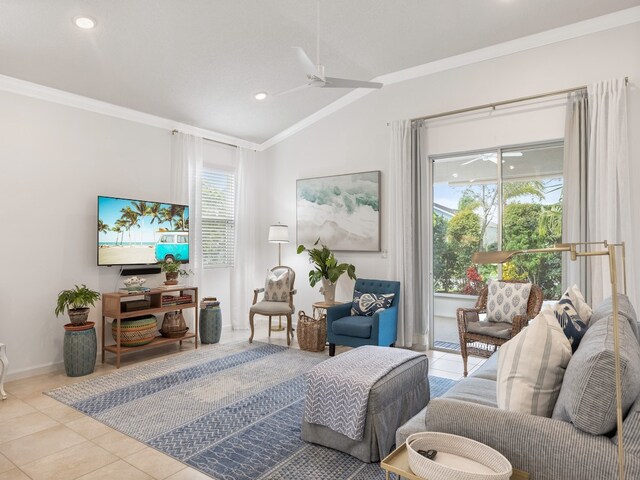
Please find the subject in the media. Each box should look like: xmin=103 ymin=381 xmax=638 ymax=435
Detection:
xmin=230 ymin=147 xmax=258 ymax=330
xmin=388 ymin=120 xmax=429 ymax=348
xmin=562 ymin=90 xmax=588 ymax=291
xmin=170 ymin=133 xmax=204 ymax=327
xmin=586 ymin=78 xmax=635 ymax=306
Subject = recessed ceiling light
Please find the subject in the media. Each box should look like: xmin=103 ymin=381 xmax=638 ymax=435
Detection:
xmin=452 ymin=173 xmax=458 ymax=178
xmin=509 ymin=165 xmax=515 ymax=170
xmin=74 ymin=16 xmax=97 ymax=29
xmin=254 ymin=92 xmax=268 ymax=101
xmin=503 ymin=151 xmax=523 ymax=157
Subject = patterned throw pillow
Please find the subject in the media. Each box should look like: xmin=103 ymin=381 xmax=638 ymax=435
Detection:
xmin=351 ymin=290 xmax=395 ymax=316
xmin=486 ymin=280 xmax=532 ymax=324
xmin=554 ymin=290 xmax=588 ymax=352
xmin=264 ymin=270 xmax=290 ymax=302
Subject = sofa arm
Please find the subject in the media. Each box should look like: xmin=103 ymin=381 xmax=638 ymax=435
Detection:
xmin=424 ymin=398 xmax=631 ymax=479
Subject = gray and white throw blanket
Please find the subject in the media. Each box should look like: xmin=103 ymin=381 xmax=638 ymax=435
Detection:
xmin=304 ymin=346 xmax=422 ymax=440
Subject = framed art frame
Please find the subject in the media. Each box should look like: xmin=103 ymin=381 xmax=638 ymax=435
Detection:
xmin=296 ymin=170 xmax=381 ymax=251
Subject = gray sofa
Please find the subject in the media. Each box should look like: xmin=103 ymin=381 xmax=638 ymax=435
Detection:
xmin=397 ymin=295 xmax=640 ymax=479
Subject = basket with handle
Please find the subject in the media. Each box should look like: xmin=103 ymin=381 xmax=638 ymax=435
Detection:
xmin=406 ymin=432 xmax=512 ymax=480
xmin=297 ymin=310 xmax=326 ymax=352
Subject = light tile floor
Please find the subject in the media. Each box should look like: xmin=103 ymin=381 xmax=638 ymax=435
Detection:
xmin=0 ymin=328 xmax=484 ymax=479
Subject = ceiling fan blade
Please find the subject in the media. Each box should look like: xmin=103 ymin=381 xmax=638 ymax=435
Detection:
xmin=274 ymin=83 xmax=313 ymax=96
xmin=322 ymin=77 xmax=383 ymax=89
xmin=292 ymin=47 xmax=319 ymax=78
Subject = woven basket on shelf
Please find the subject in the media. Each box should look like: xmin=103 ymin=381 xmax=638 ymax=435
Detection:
xmin=297 ymin=310 xmax=326 ymax=352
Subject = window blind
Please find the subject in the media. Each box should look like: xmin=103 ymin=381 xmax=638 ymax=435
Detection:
xmin=201 ymin=169 xmax=236 ymax=267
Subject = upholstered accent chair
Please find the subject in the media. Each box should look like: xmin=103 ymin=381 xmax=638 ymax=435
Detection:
xmin=249 ymin=266 xmax=296 ymax=345
xmin=326 ymin=278 xmax=400 ymax=356
xmin=457 ymin=279 xmax=543 ymax=376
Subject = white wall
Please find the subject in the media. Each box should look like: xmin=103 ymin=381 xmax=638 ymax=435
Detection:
xmin=258 ymin=23 xmax=640 ymax=321
xmin=0 ymin=90 xmax=173 ymax=378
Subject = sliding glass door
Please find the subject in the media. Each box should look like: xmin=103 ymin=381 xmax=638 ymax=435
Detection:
xmin=430 ymin=142 xmax=563 ymax=351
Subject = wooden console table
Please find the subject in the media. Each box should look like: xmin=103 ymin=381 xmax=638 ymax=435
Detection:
xmin=102 ymin=286 xmax=198 ymax=368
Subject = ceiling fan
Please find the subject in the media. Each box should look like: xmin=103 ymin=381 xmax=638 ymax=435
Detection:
xmin=276 ymin=3 xmax=383 ymax=96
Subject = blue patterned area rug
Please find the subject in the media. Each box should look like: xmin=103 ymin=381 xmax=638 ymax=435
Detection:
xmin=47 ymin=342 xmax=458 ymax=480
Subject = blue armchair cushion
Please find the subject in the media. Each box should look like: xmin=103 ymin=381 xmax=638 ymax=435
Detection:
xmin=351 ymin=290 xmax=395 ymax=316
xmin=331 ymin=316 xmax=373 ymax=339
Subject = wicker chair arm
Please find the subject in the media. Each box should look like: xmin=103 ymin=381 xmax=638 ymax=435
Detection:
xmin=511 ymin=314 xmax=531 ymax=336
xmin=456 ymin=307 xmax=484 ymax=332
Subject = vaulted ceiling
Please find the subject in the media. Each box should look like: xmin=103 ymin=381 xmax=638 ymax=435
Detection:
xmin=1 ymin=0 xmax=638 ymax=143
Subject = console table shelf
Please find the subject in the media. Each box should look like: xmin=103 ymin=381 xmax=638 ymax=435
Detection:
xmin=101 ymin=286 xmax=198 ymax=368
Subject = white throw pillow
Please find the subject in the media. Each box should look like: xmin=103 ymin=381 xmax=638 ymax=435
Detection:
xmin=264 ymin=269 xmax=290 ymax=302
xmin=497 ymin=305 xmax=572 ymax=417
xmin=563 ymin=284 xmax=592 ymax=323
xmin=486 ymin=279 xmax=532 ymax=324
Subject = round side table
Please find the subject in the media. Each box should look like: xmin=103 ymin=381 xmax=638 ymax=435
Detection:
xmin=312 ymin=301 xmax=343 ymax=320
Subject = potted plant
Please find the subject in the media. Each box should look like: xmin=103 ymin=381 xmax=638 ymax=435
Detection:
xmin=55 ymin=284 xmax=101 ymax=326
xmin=158 ymin=257 xmax=192 ymax=285
xmin=54 ymin=284 xmax=100 ymax=377
xmin=297 ymin=239 xmax=356 ymax=303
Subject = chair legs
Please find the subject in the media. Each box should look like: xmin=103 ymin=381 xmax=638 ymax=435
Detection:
xmin=268 ymin=316 xmax=272 ymax=337
xmin=460 ymin=339 xmax=469 ymax=377
xmin=329 ymin=343 xmax=336 ymax=357
xmin=249 ymin=312 xmax=255 ymax=343
xmin=286 ymin=314 xmax=292 ymax=346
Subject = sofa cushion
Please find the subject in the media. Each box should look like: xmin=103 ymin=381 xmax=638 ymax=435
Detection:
xmin=331 ymin=316 xmax=372 ymax=339
xmin=470 ymin=352 xmax=499 ymax=381
xmin=553 ymin=292 xmax=588 ymax=352
xmin=442 ymin=377 xmax=498 ymax=408
xmin=497 ymin=306 xmax=572 ymax=417
xmin=350 ymin=290 xmax=394 ymax=316
xmin=467 ymin=320 xmax=512 ymax=339
xmin=552 ymin=300 xmax=640 ymax=435
xmin=589 ymin=294 xmax=639 ymax=340
xmin=486 ymin=280 xmax=532 ymax=324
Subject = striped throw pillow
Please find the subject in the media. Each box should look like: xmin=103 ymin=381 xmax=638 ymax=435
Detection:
xmin=497 ymin=305 xmax=572 ymax=417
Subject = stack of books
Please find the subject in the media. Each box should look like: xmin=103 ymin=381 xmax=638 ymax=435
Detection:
xmin=161 ymin=294 xmax=193 ymax=307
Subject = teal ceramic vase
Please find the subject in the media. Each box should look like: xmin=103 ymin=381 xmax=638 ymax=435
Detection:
xmin=200 ymin=300 xmax=222 ymax=344
xmin=63 ymin=322 xmax=97 ymax=377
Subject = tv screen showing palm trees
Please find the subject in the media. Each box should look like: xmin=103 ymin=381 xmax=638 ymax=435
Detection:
xmin=98 ymin=196 xmax=189 ymax=266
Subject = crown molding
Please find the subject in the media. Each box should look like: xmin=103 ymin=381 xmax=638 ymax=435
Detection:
xmin=258 ymin=6 xmax=640 ymax=151
xmin=0 ymin=74 xmax=259 ymax=150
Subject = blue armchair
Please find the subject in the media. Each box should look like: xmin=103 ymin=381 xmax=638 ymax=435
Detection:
xmin=326 ymin=278 xmax=401 ymax=356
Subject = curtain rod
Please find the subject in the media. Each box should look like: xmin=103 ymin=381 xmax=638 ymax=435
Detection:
xmin=171 ymin=129 xmax=238 ymax=149
xmin=409 ymin=76 xmax=629 ymax=123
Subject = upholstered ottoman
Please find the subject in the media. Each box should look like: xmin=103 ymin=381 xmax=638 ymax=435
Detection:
xmin=301 ymin=352 xmax=429 ymax=463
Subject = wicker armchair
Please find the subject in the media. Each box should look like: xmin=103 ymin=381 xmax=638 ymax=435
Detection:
xmin=457 ymin=280 xmax=543 ymax=376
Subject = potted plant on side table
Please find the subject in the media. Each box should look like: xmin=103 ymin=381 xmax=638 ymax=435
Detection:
xmin=297 ymin=239 xmax=357 ymax=303
xmin=54 ymin=285 xmax=100 ymax=377
xmin=158 ymin=257 xmax=192 ymax=285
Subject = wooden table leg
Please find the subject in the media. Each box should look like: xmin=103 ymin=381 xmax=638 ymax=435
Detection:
xmin=116 ymin=318 xmax=121 ymax=369
xmin=101 ymin=315 xmax=106 ymax=364
xmin=195 ymin=288 xmax=199 ymax=349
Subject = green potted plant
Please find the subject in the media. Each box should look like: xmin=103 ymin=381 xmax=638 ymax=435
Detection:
xmin=54 ymin=284 xmax=100 ymax=377
xmin=158 ymin=257 xmax=192 ymax=285
xmin=297 ymin=239 xmax=357 ymax=303
xmin=55 ymin=284 xmax=101 ymax=326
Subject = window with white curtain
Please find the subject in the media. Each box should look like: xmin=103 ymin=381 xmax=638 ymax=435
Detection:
xmin=201 ymin=169 xmax=236 ymax=267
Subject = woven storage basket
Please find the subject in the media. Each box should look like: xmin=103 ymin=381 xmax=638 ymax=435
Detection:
xmin=297 ymin=310 xmax=326 ymax=352
xmin=406 ymin=432 xmax=512 ymax=480
xmin=112 ymin=315 xmax=157 ymax=347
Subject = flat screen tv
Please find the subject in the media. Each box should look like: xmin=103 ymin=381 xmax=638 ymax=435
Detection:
xmin=98 ymin=196 xmax=189 ymax=266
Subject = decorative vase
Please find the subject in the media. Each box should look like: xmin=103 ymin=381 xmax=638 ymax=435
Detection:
xmin=68 ymin=308 xmax=90 ymax=326
xmin=160 ymin=311 xmax=188 ymax=338
xmin=320 ymin=278 xmax=337 ymax=303
xmin=200 ymin=298 xmax=222 ymax=344
xmin=63 ymin=322 xmax=96 ymax=377
xmin=164 ymin=272 xmax=179 ymax=285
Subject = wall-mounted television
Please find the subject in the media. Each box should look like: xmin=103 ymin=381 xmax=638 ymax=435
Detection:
xmin=98 ymin=196 xmax=189 ymax=266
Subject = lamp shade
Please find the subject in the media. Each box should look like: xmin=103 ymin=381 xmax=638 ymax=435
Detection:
xmin=268 ymin=224 xmax=289 ymax=243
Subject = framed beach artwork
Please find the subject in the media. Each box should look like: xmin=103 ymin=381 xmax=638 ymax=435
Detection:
xmin=296 ymin=171 xmax=381 ymax=251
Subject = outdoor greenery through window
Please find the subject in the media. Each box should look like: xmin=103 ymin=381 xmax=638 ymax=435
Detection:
xmin=202 ymin=169 xmax=236 ymax=267
xmin=433 ymin=143 xmax=563 ymax=301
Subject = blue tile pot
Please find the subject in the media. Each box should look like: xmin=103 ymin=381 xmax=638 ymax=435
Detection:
xmin=200 ymin=302 xmax=222 ymax=344
xmin=63 ymin=322 xmax=97 ymax=377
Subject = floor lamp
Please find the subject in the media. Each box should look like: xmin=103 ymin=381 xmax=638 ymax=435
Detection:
xmin=473 ymin=241 xmax=627 ymax=480
xmin=268 ymin=223 xmax=289 ymax=332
